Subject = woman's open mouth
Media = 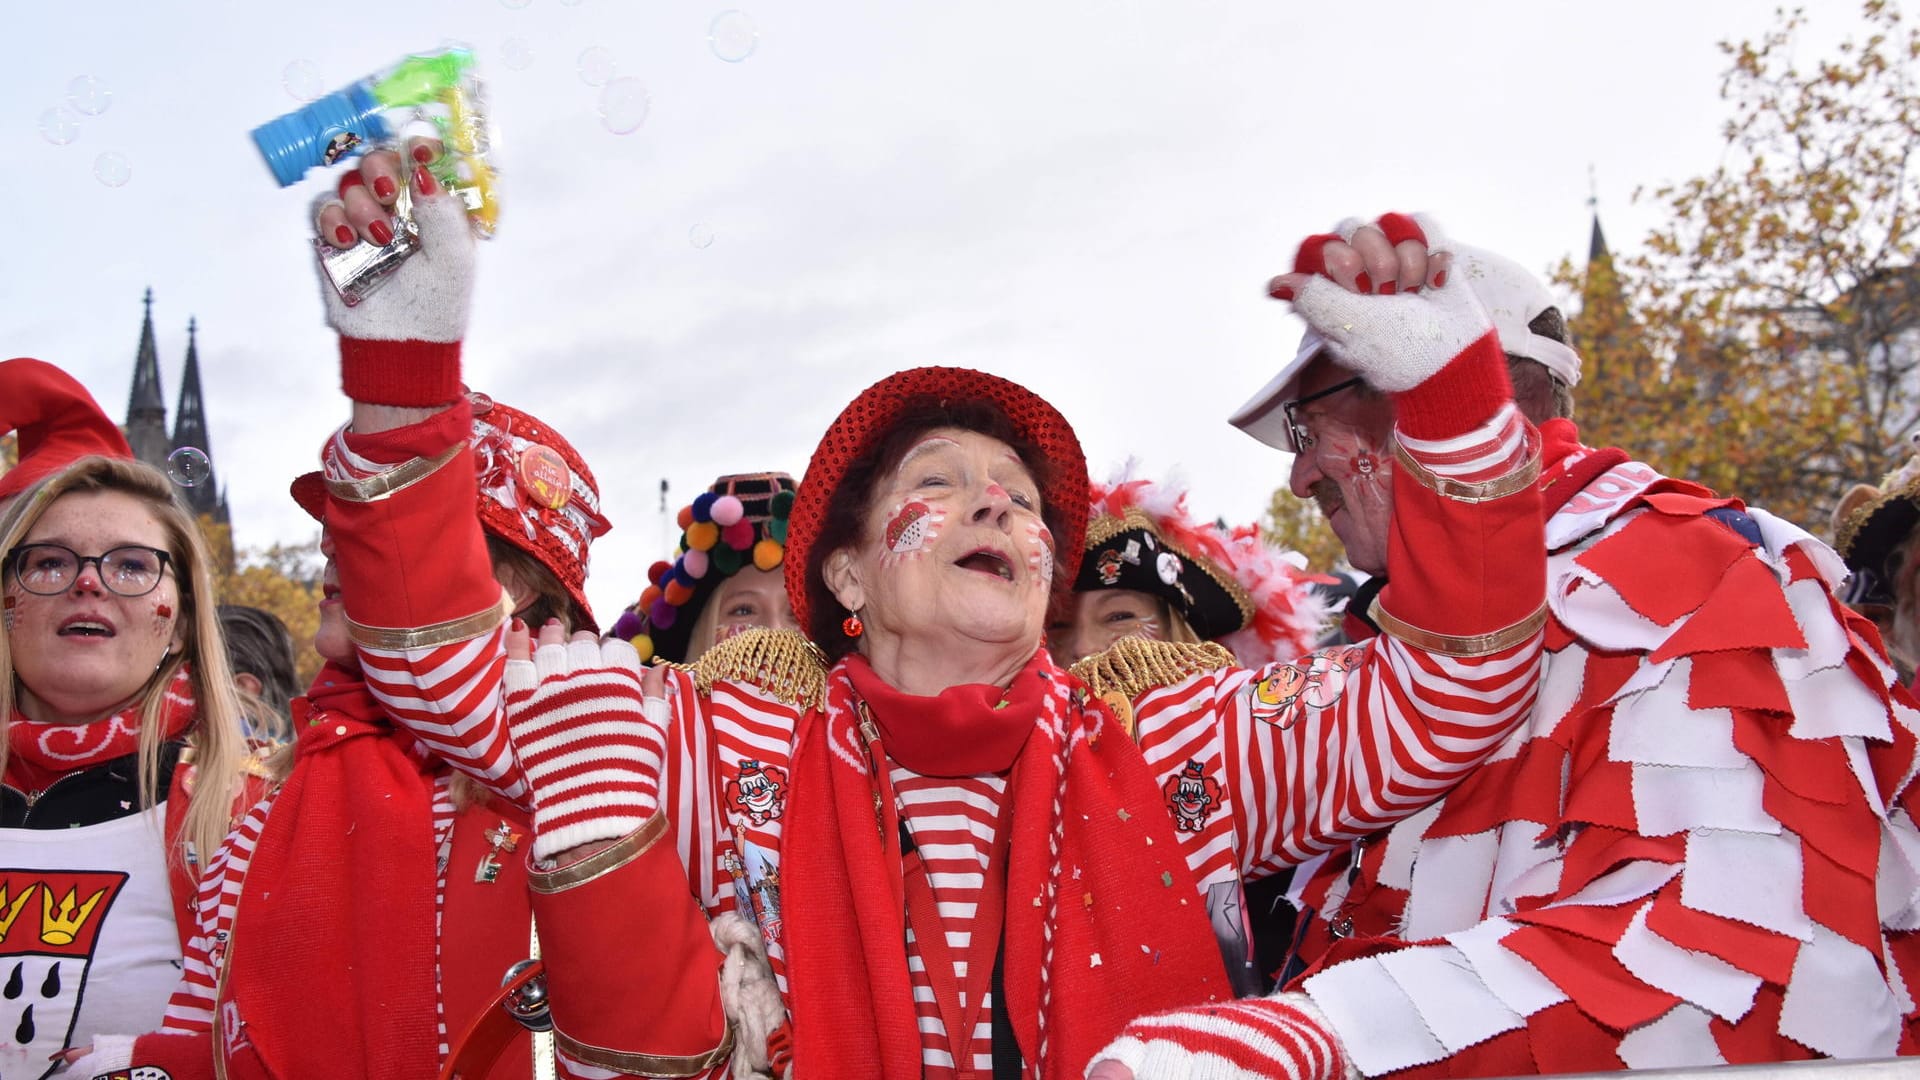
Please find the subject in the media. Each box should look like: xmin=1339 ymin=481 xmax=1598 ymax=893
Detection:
xmin=955 ymin=549 xmax=1016 ymax=581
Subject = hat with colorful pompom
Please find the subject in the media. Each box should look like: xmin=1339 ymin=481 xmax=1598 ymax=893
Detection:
xmin=609 ymin=471 xmax=796 ymax=663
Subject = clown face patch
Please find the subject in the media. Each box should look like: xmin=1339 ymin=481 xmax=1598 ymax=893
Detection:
xmin=1163 ymin=760 xmax=1223 ymax=834
xmin=1250 ymin=645 xmax=1367 ymax=727
xmin=1096 ymin=550 xmax=1124 ymax=586
xmin=727 ymin=760 xmax=790 ymax=826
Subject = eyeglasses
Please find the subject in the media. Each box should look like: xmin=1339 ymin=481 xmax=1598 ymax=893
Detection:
xmin=5 ymin=543 xmax=175 ymax=598
xmin=1281 ymin=377 xmax=1364 ymax=453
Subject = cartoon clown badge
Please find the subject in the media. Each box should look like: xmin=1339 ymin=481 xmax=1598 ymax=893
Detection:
xmin=1249 ymin=645 xmax=1366 ymax=728
xmin=1163 ymin=760 xmax=1223 ymax=834
xmin=727 ymin=760 xmax=790 ymax=826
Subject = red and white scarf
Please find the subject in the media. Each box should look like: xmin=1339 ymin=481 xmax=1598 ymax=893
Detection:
xmin=782 ymin=651 xmax=1231 ymax=1079
xmin=6 ymin=667 xmax=196 ymax=791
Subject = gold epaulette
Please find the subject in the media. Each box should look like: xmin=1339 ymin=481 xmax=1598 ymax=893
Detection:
xmin=678 ymin=628 xmax=828 ymax=710
xmin=1068 ymin=637 xmax=1236 ymax=700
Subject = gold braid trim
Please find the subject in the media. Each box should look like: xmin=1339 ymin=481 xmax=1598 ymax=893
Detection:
xmin=678 ymin=628 xmax=827 ymax=710
xmin=553 ymin=1023 xmax=736 ymax=1078
xmin=323 ymin=441 xmax=467 ymax=503
xmin=1392 ymin=444 xmax=1541 ymax=504
xmin=529 ymin=814 xmax=668 ymax=894
xmin=346 ymin=590 xmax=513 ymax=651
xmin=1068 ymin=637 xmax=1236 ymax=699
xmin=1370 ymin=599 xmax=1549 ymax=658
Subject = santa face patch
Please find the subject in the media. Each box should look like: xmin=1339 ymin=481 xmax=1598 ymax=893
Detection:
xmin=0 ymin=870 xmax=127 ymax=1079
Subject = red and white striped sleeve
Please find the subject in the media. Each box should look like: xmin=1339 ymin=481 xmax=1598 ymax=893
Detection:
xmin=1093 ymin=992 xmax=1353 ymax=1080
xmin=321 ymin=405 xmax=532 ymax=806
xmin=1141 ymin=347 xmax=1546 ymax=879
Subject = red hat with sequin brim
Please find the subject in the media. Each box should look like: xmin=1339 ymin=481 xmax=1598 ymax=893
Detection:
xmin=785 ymin=367 xmax=1089 ymax=635
xmin=289 ymin=391 xmax=612 ymax=631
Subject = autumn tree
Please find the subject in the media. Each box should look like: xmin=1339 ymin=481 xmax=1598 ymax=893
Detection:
xmin=198 ymin=518 xmax=327 ymax=687
xmin=1568 ymin=0 xmax=1920 ymax=533
xmin=1263 ymin=488 xmax=1348 ymax=573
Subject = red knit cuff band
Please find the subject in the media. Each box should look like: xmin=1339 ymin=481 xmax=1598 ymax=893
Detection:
xmin=1392 ymin=332 xmax=1512 ymax=440
xmin=339 ymin=336 xmax=464 ymax=407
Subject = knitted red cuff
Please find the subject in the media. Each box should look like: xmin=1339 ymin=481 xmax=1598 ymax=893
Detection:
xmin=339 ymin=336 xmax=463 ymax=408
xmin=340 ymin=397 xmax=474 ymax=464
xmin=1392 ymin=331 xmax=1511 ymax=441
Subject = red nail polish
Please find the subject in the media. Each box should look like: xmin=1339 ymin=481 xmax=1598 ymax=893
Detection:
xmin=414 ymin=165 xmax=438 ymax=196
xmin=1271 ymin=286 xmax=1295 ymax=301
xmin=510 ymin=618 xmax=527 ymax=633
xmin=1434 ymin=271 xmax=1448 ymax=288
xmin=334 ymin=225 xmax=355 ymax=246
xmin=368 ymin=220 xmax=394 ymax=246
xmin=337 ymin=171 xmax=366 ymax=196
xmin=1380 ymin=281 xmax=1398 ymax=296
xmin=413 ymin=144 xmax=435 ymax=164
xmin=373 ymin=175 xmax=396 ymax=200
xmin=1355 ymin=271 xmax=1373 ymax=294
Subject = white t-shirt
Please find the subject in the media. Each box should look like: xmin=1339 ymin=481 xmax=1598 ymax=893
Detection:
xmin=0 ymin=806 xmax=182 ymax=1077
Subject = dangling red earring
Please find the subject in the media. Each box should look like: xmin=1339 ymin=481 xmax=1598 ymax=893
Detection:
xmin=842 ymin=614 xmax=864 ymax=639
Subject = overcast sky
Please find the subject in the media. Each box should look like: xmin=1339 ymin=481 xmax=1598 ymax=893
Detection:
xmin=1 ymin=0 xmax=1867 ymax=618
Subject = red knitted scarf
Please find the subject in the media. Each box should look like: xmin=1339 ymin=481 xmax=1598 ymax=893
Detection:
xmin=224 ymin=663 xmax=440 ymax=1079
xmin=782 ymin=651 xmax=1230 ymax=1078
xmin=6 ymin=668 xmax=196 ymax=791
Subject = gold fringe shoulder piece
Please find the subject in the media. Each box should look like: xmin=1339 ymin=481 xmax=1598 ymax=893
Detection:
xmin=679 ymin=628 xmax=828 ymax=710
xmin=1068 ymin=637 xmax=1236 ymax=700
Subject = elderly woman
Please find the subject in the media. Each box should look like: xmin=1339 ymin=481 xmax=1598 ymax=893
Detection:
xmin=0 ymin=359 xmax=252 ymax=1071
xmin=486 ymin=217 xmax=1550 ymax=1077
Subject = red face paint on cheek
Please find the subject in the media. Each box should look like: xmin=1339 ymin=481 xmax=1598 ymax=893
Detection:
xmin=154 ymin=603 xmax=173 ymax=620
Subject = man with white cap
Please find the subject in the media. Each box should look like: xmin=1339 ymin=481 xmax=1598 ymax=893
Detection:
xmin=1096 ymin=223 xmax=1920 ymax=1075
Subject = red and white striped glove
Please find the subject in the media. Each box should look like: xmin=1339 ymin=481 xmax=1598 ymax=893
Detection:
xmin=1087 ymin=992 xmax=1356 ymax=1080
xmin=504 ymin=629 xmax=668 ymax=861
xmin=1273 ymin=213 xmax=1496 ymax=394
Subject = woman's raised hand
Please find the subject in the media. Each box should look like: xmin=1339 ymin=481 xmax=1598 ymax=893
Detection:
xmin=314 ymin=135 xmax=445 ymax=250
xmin=503 ymin=618 xmax=670 ymax=863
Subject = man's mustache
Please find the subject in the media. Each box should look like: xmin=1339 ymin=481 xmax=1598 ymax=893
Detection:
xmin=1310 ymin=479 xmax=1343 ymax=518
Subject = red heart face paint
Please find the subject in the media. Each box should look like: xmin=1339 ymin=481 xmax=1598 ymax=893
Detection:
xmin=154 ymin=603 xmax=173 ymax=620
xmin=882 ymin=500 xmax=946 ymax=564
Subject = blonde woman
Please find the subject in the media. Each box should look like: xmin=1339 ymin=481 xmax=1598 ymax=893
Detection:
xmin=0 ymin=451 xmax=251 ymax=1071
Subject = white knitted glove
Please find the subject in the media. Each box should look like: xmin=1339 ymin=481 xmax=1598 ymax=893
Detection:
xmin=1282 ymin=214 xmax=1495 ymax=393
xmin=315 ymin=188 xmax=475 ymax=344
xmin=1088 ymin=992 xmax=1356 ymax=1080
xmin=53 ymin=1034 xmax=134 ymax=1079
xmin=504 ymin=634 xmax=668 ymax=861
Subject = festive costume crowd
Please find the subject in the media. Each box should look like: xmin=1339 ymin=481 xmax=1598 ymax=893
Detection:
xmin=2 ymin=139 xmax=1919 ymax=1080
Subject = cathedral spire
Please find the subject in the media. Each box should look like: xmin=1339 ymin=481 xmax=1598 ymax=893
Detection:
xmin=124 ymin=288 xmax=171 ymax=470
xmin=171 ymin=317 xmax=229 ymax=525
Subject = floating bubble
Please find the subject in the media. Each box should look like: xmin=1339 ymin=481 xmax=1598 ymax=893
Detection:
xmin=92 ymin=152 xmax=131 ymax=188
xmin=501 ymin=38 xmax=535 ymax=71
xmin=689 ymin=223 xmax=716 ymax=249
xmin=708 ymin=11 xmax=758 ymax=63
xmin=576 ymin=47 xmax=618 ymax=87
xmin=598 ymin=77 xmax=650 ymax=135
xmin=65 ymin=76 xmax=112 ymax=117
xmin=282 ymin=60 xmax=323 ymax=102
xmin=167 ymin=447 xmax=211 ymax=487
xmin=37 ymin=106 xmax=80 ymax=146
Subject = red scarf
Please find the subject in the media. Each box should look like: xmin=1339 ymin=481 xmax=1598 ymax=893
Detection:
xmin=223 ymin=663 xmax=440 ymax=1079
xmin=783 ymin=651 xmax=1230 ymax=1079
xmin=6 ymin=668 xmax=196 ymax=791
xmin=1536 ymin=418 xmax=1630 ymax=519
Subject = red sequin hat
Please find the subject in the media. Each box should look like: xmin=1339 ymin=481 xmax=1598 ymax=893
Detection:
xmin=785 ymin=367 xmax=1089 ymax=632
xmin=289 ymin=391 xmax=612 ymax=631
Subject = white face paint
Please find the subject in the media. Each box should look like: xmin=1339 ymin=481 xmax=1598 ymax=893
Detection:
xmin=1047 ymin=587 xmax=1169 ymax=666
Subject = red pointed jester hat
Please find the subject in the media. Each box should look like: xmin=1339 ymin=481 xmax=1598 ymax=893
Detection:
xmin=0 ymin=358 xmax=135 ymax=502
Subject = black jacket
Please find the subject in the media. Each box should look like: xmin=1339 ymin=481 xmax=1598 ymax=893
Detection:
xmin=1 ymin=740 xmax=186 ymax=830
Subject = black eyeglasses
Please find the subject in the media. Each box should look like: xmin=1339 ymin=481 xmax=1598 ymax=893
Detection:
xmin=5 ymin=543 xmax=174 ymax=598
xmin=1281 ymin=377 xmax=1364 ymax=453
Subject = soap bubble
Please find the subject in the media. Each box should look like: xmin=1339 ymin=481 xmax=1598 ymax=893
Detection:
xmin=689 ymin=223 xmax=716 ymax=249
xmin=501 ymin=38 xmax=535 ymax=71
xmin=65 ymin=76 xmax=112 ymax=117
xmin=598 ymin=77 xmax=650 ymax=135
xmin=92 ymin=152 xmax=132 ymax=188
xmin=167 ymin=447 xmax=211 ymax=487
xmin=37 ymin=107 xmax=80 ymax=146
xmin=708 ymin=11 xmax=758 ymax=62
xmin=282 ymin=60 xmax=324 ymax=102
xmin=577 ymin=47 xmax=618 ymax=87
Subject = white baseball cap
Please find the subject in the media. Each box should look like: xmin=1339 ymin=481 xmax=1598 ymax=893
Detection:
xmin=1230 ymin=242 xmax=1580 ymax=452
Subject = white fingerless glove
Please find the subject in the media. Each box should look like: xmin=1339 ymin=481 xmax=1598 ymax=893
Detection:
xmin=1288 ymin=214 xmax=1496 ymax=393
xmin=504 ymin=636 xmax=669 ymax=861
